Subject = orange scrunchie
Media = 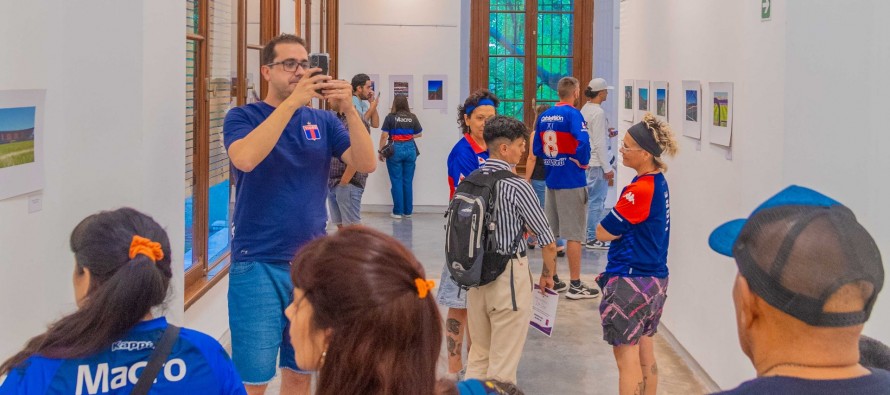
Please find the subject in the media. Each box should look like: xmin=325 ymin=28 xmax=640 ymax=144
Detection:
xmin=414 ymin=278 xmax=436 ymax=299
xmin=129 ymin=235 xmax=164 ymax=262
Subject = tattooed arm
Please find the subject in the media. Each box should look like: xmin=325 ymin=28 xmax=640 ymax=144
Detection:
xmin=538 ymin=242 xmax=557 ymax=293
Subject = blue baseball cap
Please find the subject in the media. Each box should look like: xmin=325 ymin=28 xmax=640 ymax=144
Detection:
xmin=708 ymin=185 xmax=841 ymax=257
xmin=708 ymin=185 xmax=884 ymax=327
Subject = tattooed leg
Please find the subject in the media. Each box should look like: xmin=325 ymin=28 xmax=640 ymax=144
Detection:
xmin=639 ymin=336 xmax=657 ymax=395
xmin=446 ymin=309 xmax=468 ymax=373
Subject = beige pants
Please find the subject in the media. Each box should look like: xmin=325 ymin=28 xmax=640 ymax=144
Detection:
xmin=465 ymin=255 xmax=533 ymax=383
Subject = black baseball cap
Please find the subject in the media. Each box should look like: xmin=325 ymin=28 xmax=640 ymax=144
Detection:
xmin=709 ymin=185 xmax=884 ymax=327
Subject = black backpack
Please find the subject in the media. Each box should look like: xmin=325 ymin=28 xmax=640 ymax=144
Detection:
xmin=445 ymin=168 xmax=524 ymax=297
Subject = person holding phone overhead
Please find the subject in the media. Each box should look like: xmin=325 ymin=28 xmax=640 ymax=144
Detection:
xmin=222 ymin=34 xmax=375 ymax=395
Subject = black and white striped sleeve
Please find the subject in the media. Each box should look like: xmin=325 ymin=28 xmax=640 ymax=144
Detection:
xmin=504 ymin=179 xmax=555 ymax=247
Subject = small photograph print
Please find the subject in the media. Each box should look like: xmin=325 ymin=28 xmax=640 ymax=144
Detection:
xmin=624 ymin=86 xmax=633 ymax=110
xmin=656 ymin=89 xmax=667 ymax=117
xmin=686 ymin=90 xmax=698 ymax=122
xmin=427 ymin=80 xmax=443 ymax=100
xmin=638 ymin=88 xmax=649 ymax=111
xmin=394 ymin=81 xmax=409 ymax=97
xmin=0 ymin=106 xmax=36 ymax=169
xmin=713 ymin=92 xmax=729 ymax=127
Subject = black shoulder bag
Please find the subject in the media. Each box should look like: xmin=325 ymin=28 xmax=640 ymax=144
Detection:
xmin=131 ymin=324 xmax=181 ymax=395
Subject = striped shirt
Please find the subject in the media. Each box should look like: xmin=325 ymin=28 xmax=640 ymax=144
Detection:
xmin=483 ymin=159 xmax=556 ymax=255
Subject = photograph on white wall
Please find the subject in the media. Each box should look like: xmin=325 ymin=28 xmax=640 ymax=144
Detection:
xmin=653 ymin=81 xmax=669 ymax=122
xmin=422 ymin=74 xmax=448 ymax=110
xmin=634 ymin=80 xmax=650 ymax=121
xmin=709 ymin=82 xmax=734 ymax=147
xmin=367 ymin=74 xmax=380 ymax=95
xmin=622 ymin=79 xmax=634 ymax=122
xmin=681 ymin=80 xmax=702 ymax=139
xmin=389 ymin=75 xmax=414 ymax=109
xmin=0 ymin=89 xmax=45 ymax=200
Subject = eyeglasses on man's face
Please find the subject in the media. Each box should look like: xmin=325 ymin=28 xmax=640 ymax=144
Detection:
xmin=267 ymin=58 xmax=310 ymax=72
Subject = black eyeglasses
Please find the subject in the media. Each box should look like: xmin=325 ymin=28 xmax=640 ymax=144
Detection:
xmin=266 ymin=59 xmax=310 ymax=72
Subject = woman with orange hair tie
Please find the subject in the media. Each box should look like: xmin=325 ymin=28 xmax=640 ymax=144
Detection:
xmin=0 ymin=208 xmax=245 ymax=395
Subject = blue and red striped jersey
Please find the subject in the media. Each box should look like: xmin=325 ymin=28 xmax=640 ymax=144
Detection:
xmin=532 ymin=102 xmax=590 ymax=189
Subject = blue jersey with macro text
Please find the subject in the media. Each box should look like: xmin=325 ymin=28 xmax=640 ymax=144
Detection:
xmin=600 ymin=173 xmax=671 ymax=278
xmin=224 ymin=102 xmax=351 ymax=264
xmin=0 ymin=318 xmax=246 ymax=395
xmin=532 ymin=102 xmax=590 ymax=189
xmin=381 ymin=112 xmax=422 ymax=141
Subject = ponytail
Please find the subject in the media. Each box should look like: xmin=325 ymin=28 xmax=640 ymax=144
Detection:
xmin=0 ymin=208 xmax=171 ymax=375
xmin=640 ymin=113 xmax=679 ymax=172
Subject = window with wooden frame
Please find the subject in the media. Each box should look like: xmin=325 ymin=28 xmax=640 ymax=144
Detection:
xmin=184 ymin=0 xmax=279 ymax=308
xmin=471 ymin=0 xmax=593 ymax=173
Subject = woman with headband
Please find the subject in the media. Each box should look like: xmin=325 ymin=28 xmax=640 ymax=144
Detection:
xmin=0 ymin=208 xmax=245 ymax=394
xmin=594 ymin=113 xmax=679 ymax=395
xmin=440 ymin=89 xmax=499 ymax=379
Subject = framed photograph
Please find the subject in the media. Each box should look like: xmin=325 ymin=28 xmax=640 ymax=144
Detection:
xmin=0 ymin=89 xmax=46 ymax=200
xmin=708 ymin=82 xmax=734 ymax=147
xmin=653 ymin=81 xmax=669 ymax=122
xmin=634 ymin=80 xmax=650 ymax=121
xmin=422 ymin=74 xmax=448 ymax=110
xmin=681 ymin=80 xmax=702 ymax=139
xmin=389 ymin=74 xmax=414 ymax=109
xmin=622 ymin=79 xmax=635 ymax=122
xmin=367 ymin=74 xmax=380 ymax=96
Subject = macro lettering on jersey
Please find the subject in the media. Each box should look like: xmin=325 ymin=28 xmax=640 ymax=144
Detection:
xmin=75 ymin=359 xmax=187 ymax=395
xmin=539 ymin=115 xmax=564 ymax=123
xmin=395 ymin=116 xmax=414 ymax=123
xmin=110 ymin=340 xmax=154 ymax=352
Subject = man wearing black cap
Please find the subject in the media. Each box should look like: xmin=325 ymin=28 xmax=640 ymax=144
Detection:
xmin=708 ymin=185 xmax=890 ymax=394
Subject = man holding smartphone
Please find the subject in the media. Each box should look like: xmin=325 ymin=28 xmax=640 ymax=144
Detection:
xmin=351 ymin=73 xmax=380 ymax=130
xmin=223 ymin=34 xmax=375 ymax=395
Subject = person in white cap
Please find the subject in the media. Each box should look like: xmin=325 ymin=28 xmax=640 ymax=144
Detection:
xmin=581 ymin=78 xmax=615 ymax=250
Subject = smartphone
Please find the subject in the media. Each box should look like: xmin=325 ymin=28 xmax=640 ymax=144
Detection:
xmin=308 ymin=53 xmax=330 ymax=77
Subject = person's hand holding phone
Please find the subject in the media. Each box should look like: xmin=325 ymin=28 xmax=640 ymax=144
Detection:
xmin=322 ymin=80 xmax=354 ymax=110
xmin=285 ymin=69 xmax=330 ymax=107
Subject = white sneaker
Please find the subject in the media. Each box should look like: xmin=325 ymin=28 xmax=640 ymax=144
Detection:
xmin=390 ymin=213 xmax=402 ymax=219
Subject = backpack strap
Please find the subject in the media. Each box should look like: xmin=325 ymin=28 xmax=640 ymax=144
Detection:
xmin=131 ymin=324 xmax=181 ymax=395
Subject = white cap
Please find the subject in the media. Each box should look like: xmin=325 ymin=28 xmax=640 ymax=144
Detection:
xmin=587 ymin=78 xmax=614 ymax=91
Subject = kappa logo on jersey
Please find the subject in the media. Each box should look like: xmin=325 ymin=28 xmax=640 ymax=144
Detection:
xmin=624 ymin=191 xmax=636 ymax=205
xmin=302 ymin=123 xmax=320 ymax=141
xmin=111 ymin=340 xmax=154 ymax=352
xmin=478 ymin=156 xmax=486 ymax=165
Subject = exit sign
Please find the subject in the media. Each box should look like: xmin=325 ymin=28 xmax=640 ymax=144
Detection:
xmin=761 ymin=0 xmax=771 ymax=21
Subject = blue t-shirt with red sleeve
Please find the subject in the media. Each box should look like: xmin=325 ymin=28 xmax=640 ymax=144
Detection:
xmin=531 ymin=102 xmax=591 ymax=189
xmin=0 ymin=318 xmax=245 ymax=395
xmin=599 ymin=172 xmax=671 ymax=278
xmin=223 ymin=102 xmax=351 ymax=264
xmin=381 ymin=112 xmax=422 ymax=142
xmin=446 ymin=134 xmax=488 ymax=198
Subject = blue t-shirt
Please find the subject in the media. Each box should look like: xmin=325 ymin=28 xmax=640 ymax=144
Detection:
xmin=457 ymin=379 xmax=512 ymax=394
xmin=712 ymin=368 xmax=890 ymax=394
xmin=446 ymin=134 xmax=488 ymax=198
xmin=223 ymin=102 xmax=351 ymax=263
xmin=381 ymin=112 xmax=422 ymax=141
xmin=531 ymin=102 xmax=590 ymax=189
xmin=0 ymin=318 xmax=245 ymax=395
xmin=600 ymin=173 xmax=671 ymax=278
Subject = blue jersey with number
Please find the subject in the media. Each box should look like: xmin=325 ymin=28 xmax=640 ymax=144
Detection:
xmin=532 ymin=102 xmax=590 ymax=189
xmin=0 ymin=318 xmax=245 ymax=395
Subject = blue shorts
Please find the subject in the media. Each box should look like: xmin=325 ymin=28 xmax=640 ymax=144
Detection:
xmin=228 ymin=261 xmax=303 ymax=384
xmin=436 ymin=263 xmax=467 ymax=309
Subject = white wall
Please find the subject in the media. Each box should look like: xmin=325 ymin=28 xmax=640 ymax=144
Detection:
xmin=339 ymin=0 xmax=462 ymax=208
xmin=620 ymin=0 xmax=889 ymax=389
xmin=0 ymin=0 xmax=184 ymax=361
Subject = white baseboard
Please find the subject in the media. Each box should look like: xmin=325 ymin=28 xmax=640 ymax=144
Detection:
xmin=659 ymin=323 xmax=721 ymax=392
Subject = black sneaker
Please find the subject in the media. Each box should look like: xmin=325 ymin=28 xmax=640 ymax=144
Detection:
xmin=566 ymin=282 xmax=601 ymax=300
xmin=584 ymin=240 xmax=599 ymax=249
xmin=552 ymin=280 xmax=568 ymax=293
